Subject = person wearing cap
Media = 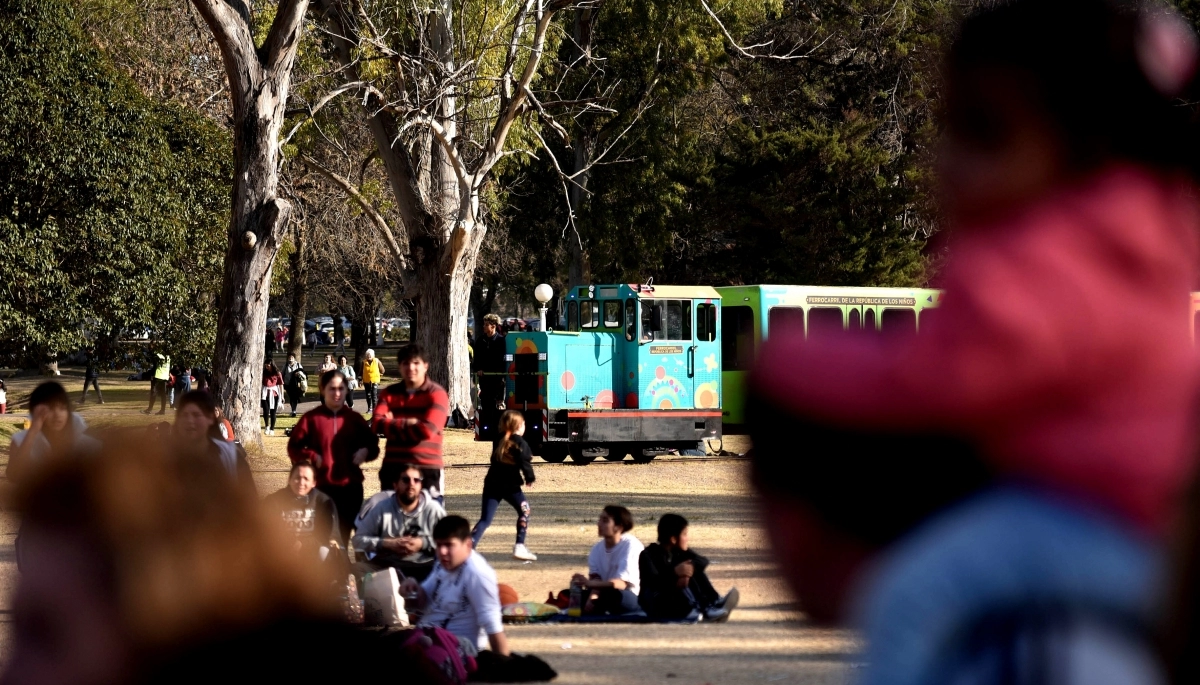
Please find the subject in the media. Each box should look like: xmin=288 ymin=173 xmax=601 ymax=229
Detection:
xmin=473 ymin=314 xmax=507 ymax=439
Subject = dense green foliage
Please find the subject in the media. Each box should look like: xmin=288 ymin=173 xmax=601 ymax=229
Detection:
xmin=0 ymin=0 xmax=231 ymax=368
xmin=500 ymin=0 xmax=955 ymax=292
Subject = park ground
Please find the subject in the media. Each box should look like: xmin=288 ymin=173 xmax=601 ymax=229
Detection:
xmin=0 ymin=355 xmax=860 ymax=685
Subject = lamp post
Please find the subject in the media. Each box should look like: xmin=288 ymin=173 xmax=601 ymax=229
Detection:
xmin=535 ymin=284 xmax=554 ymax=331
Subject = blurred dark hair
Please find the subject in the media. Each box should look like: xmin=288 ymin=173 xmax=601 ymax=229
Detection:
xmin=319 ymin=369 xmax=346 ymax=391
xmin=29 ymin=381 xmax=69 ymax=411
xmin=657 ymin=513 xmax=688 ymax=545
xmin=176 ymin=390 xmax=220 ymax=439
xmin=603 ymin=505 xmax=634 ymax=533
xmin=397 ymin=344 xmax=427 ymax=365
xmin=290 ymin=460 xmax=315 ymax=477
xmin=433 ymin=515 xmax=472 ymax=541
xmin=950 ymin=0 xmax=1200 ymax=178
xmin=11 ymin=436 xmax=335 ymax=663
xmin=750 ymin=400 xmax=991 ymax=546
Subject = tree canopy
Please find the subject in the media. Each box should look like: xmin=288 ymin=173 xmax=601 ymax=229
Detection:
xmin=0 ymin=0 xmax=231 ymax=368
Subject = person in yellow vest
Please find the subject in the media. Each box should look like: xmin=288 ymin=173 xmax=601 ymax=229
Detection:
xmin=361 ymin=349 xmax=385 ymax=413
xmin=141 ymin=352 xmax=171 ymax=415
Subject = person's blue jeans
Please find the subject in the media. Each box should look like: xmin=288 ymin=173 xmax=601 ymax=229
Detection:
xmin=472 ymin=489 xmax=529 ymax=545
xmin=592 ymin=587 xmax=640 ymax=615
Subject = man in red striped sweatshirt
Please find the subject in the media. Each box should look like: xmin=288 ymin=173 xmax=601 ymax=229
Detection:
xmin=372 ymin=344 xmax=449 ymax=505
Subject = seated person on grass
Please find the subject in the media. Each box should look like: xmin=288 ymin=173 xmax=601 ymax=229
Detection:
xmin=639 ymin=513 xmax=740 ymax=622
xmin=352 ymin=463 xmax=445 ymax=581
xmin=571 ymin=505 xmax=644 ymax=615
xmin=401 ymin=515 xmax=509 ymax=657
xmin=264 ymin=461 xmax=341 ymax=563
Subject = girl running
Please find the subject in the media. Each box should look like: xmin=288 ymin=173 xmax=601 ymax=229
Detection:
xmin=472 ymin=409 xmax=537 ymax=561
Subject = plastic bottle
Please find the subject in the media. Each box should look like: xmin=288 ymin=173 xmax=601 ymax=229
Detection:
xmin=567 ymin=583 xmax=582 ymax=617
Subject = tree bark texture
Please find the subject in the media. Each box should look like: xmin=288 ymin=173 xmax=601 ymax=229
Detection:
xmin=287 ymin=224 xmax=308 ymax=361
xmin=192 ymin=0 xmax=309 ymax=449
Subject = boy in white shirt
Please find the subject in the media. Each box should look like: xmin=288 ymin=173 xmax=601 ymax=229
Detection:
xmin=571 ymin=505 xmax=644 ymax=615
xmin=402 ymin=515 xmax=510 ymax=656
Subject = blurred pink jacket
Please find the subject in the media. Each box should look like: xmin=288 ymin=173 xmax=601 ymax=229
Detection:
xmin=753 ymin=166 xmax=1200 ymax=530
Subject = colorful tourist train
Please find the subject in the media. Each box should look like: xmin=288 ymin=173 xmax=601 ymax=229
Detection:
xmin=475 ymin=283 xmax=944 ymax=463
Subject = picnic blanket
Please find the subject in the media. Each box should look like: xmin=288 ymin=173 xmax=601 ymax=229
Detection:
xmin=542 ymin=610 xmax=700 ymax=624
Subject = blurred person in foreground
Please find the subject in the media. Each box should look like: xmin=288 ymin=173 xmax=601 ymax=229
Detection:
xmin=287 ymin=369 xmax=378 ymax=544
xmin=7 ymin=381 xmax=99 ymax=485
xmin=751 ymin=1 xmax=1200 ymax=683
xmin=172 ymin=390 xmax=255 ymax=496
xmin=0 ymin=436 xmax=443 ymax=685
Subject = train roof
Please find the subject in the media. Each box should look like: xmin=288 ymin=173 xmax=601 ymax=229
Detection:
xmin=567 ymin=284 xmax=721 ymax=300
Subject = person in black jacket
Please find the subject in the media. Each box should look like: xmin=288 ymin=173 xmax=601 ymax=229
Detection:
xmin=81 ymin=350 xmax=103 ymax=404
xmin=472 ymin=409 xmax=538 ymax=562
xmin=264 ymin=461 xmax=341 ymax=563
xmin=638 ymin=513 xmax=739 ymax=622
xmin=473 ymin=313 xmax=507 ymax=439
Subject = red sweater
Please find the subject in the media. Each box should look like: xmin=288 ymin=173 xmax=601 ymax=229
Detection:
xmin=372 ymin=380 xmax=448 ymax=468
xmin=287 ymin=405 xmax=380 ymax=486
xmin=753 ymin=166 xmax=1200 ymax=530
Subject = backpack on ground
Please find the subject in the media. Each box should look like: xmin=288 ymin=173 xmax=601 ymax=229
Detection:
xmin=397 ymin=626 xmax=477 ymax=685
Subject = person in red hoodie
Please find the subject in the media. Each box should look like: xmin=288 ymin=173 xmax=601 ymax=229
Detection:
xmin=372 ymin=344 xmax=449 ymax=505
xmin=751 ymin=2 xmax=1200 ymax=683
xmin=287 ymin=369 xmax=380 ymax=543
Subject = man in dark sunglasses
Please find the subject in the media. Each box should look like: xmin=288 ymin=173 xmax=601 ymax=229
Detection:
xmin=352 ymin=464 xmax=447 ymax=581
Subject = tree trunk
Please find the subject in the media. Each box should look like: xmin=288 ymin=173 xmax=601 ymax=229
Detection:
xmin=191 ymin=0 xmax=307 ymax=450
xmin=210 ymin=94 xmax=293 ymax=450
xmin=414 ymin=251 xmax=476 ymax=419
xmin=287 ymin=224 xmax=308 ymax=361
xmin=567 ymin=6 xmax=598 ymax=290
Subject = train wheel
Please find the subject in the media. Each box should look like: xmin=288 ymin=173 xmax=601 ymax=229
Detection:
xmin=601 ymin=444 xmax=627 ymax=462
xmin=569 ymin=444 xmax=599 ymax=465
xmin=631 ymin=443 xmax=661 ymax=464
xmin=541 ymin=445 xmax=568 ymax=463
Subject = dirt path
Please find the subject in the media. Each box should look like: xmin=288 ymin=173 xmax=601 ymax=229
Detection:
xmin=0 ymin=371 xmax=860 ymax=683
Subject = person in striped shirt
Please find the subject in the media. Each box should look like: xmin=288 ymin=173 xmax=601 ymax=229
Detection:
xmin=372 ymin=344 xmax=449 ymax=505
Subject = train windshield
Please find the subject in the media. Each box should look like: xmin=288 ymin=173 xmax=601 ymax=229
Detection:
xmin=640 ymin=300 xmax=693 ymax=341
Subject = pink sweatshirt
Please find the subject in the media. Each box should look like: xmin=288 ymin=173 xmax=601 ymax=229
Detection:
xmin=753 ymin=166 xmax=1200 ymax=530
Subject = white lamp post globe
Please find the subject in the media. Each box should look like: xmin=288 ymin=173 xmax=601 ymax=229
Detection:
xmin=534 ymin=283 xmax=554 ymax=304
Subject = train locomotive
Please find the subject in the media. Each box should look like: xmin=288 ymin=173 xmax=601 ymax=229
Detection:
xmin=475 ymin=283 xmax=722 ymax=464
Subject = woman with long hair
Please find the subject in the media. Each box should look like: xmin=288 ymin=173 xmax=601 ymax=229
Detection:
xmin=261 ymin=360 xmax=284 ymax=436
xmin=173 ymin=390 xmax=255 ymax=496
xmin=471 ymin=409 xmax=537 ymax=561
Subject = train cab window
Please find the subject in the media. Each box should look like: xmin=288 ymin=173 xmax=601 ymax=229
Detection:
xmin=880 ymin=308 xmax=917 ymax=337
xmin=604 ymin=300 xmax=622 ymax=328
xmin=768 ymin=306 xmax=807 ymax=336
xmin=697 ymin=303 xmax=716 ymax=342
xmin=682 ymin=301 xmax=692 ymax=340
xmin=722 ymin=306 xmax=755 ymax=370
xmin=567 ymin=301 xmax=579 ymax=331
xmin=666 ymin=301 xmax=683 ymax=339
xmin=581 ymin=300 xmax=600 ymax=329
xmin=640 ymin=301 xmax=655 ymax=342
xmin=806 ymin=307 xmax=843 ymax=339
xmin=625 ymin=299 xmax=636 ymax=341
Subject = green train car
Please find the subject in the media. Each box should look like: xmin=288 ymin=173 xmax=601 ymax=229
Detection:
xmin=716 ymin=285 xmax=943 ymax=434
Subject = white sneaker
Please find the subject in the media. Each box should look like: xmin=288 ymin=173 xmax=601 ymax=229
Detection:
xmin=512 ymin=544 xmax=537 ymax=561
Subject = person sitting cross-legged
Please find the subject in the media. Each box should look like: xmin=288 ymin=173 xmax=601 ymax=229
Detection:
xmin=401 ymin=515 xmax=509 ymax=658
xmin=264 ymin=461 xmax=341 ymax=566
xmin=638 ymin=513 xmax=739 ymax=622
xmin=352 ymin=463 xmax=445 ymax=581
xmin=571 ymin=505 xmax=644 ymax=615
